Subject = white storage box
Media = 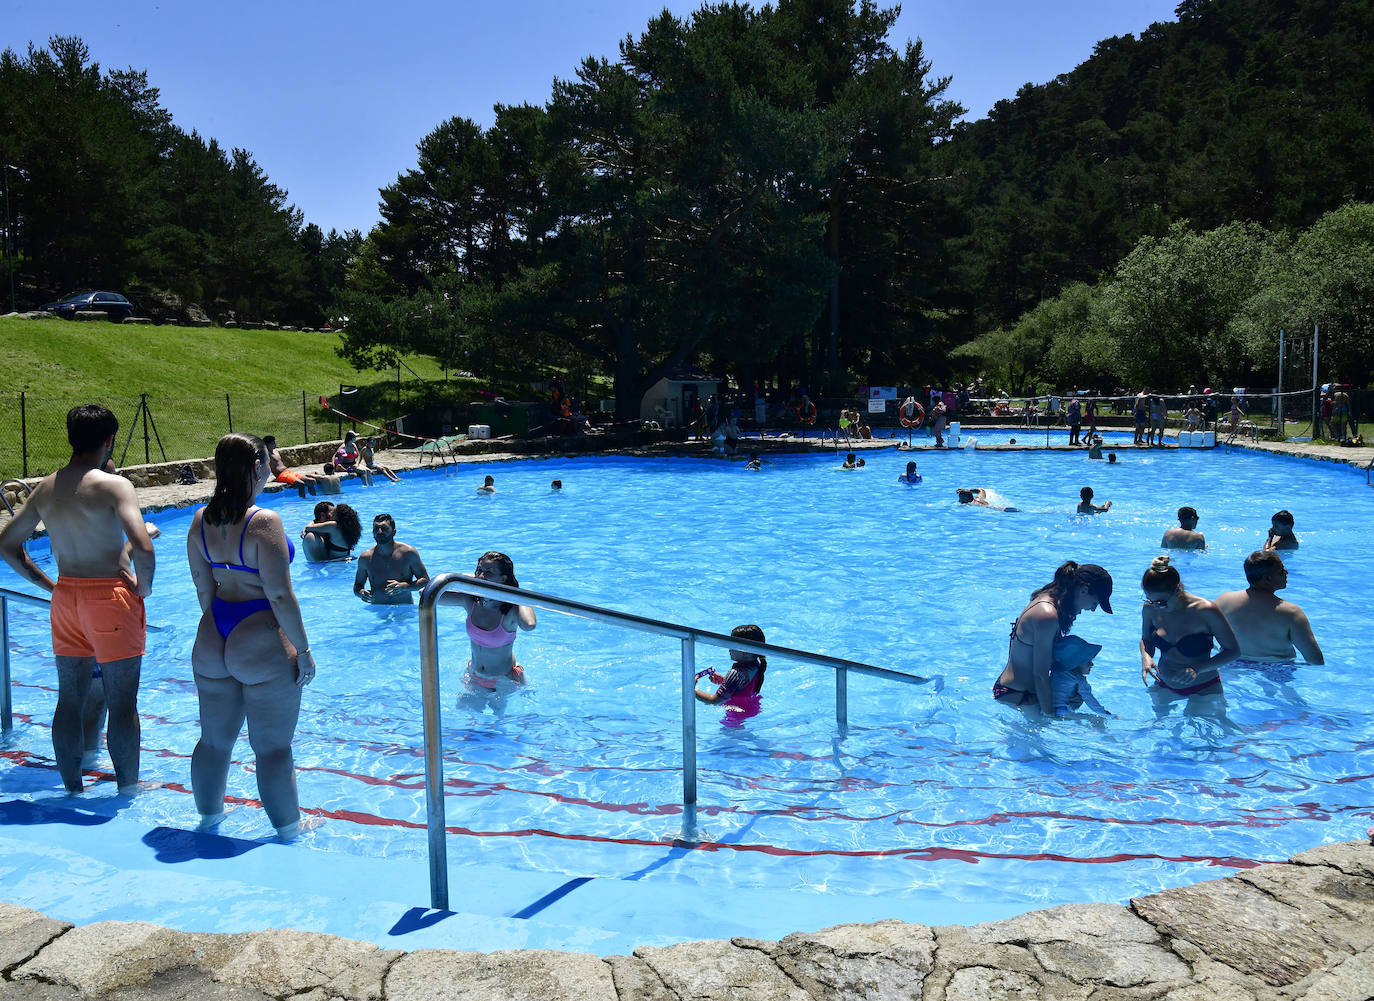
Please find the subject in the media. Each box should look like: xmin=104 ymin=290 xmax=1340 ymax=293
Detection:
xmin=1178 ymin=431 xmax=1194 ymax=447
xmin=468 ymin=424 xmax=491 ymax=440
xmin=1200 ymin=430 xmax=1215 ymax=447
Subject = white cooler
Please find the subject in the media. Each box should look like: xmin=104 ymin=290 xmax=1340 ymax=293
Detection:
xmin=468 ymin=424 xmax=491 ymax=440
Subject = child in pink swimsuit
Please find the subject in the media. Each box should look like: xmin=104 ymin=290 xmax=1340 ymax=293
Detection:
xmin=695 ymin=624 xmax=768 ymax=724
xmin=439 ymin=551 xmax=536 ymax=710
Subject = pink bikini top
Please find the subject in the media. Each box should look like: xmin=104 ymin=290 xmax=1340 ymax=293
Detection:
xmin=467 ymin=616 xmax=515 ymax=648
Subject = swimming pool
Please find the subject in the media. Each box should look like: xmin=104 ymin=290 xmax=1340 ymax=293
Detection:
xmin=2 ymin=445 xmax=1370 ymax=953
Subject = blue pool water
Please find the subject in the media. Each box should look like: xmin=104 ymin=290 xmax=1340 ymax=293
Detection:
xmin=1 ymin=445 xmax=1371 ymax=952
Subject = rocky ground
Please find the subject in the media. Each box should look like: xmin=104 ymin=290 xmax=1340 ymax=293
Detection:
xmin=2 ymin=840 xmax=1371 ymax=1000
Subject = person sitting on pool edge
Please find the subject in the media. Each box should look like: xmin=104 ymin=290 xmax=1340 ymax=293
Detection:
xmin=899 ymin=460 xmax=921 ymax=484
xmin=695 ymin=624 xmax=767 ymax=705
xmin=1050 ymin=633 xmax=1111 ymax=717
xmin=1161 ymin=506 xmax=1206 ymax=550
xmin=1077 ymin=486 xmax=1111 ymax=515
xmin=438 ymin=551 xmax=536 ymax=712
xmin=359 ymin=438 xmax=401 ymax=483
xmin=1263 ymin=509 xmax=1299 ymax=551
xmin=1214 ymin=551 xmax=1323 ymax=664
xmin=300 ymin=502 xmax=361 ymax=561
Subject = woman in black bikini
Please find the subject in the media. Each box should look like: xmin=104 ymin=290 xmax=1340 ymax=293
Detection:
xmin=995 ymin=561 xmax=1114 ymax=713
xmin=300 ymin=503 xmax=361 ymax=562
xmin=1139 ymin=555 xmax=1239 ymax=703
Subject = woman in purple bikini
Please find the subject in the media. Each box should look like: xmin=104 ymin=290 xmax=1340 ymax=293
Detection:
xmin=441 ymin=551 xmax=536 ymax=710
xmin=1139 ymin=555 xmax=1239 ymax=708
xmin=188 ymin=432 xmax=314 ymax=839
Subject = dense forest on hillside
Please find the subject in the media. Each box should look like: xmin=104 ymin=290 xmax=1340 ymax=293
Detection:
xmin=945 ymin=0 xmax=1374 ymax=335
xmin=0 ymin=37 xmax=357 ymax=325
xmin=5 ymin=0 xmax=1374 ymax=405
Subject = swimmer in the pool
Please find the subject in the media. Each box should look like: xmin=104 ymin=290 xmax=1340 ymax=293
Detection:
xmin=841 ymin=452 xmax=858 ymax=469
xmin=1263 ymin=509 xmax=1299 ymax=551
xmin=478 ymin=475 xmax=496 ymax=493
xmin=438 ymin=551 xmax=536 ymax=712
xmin=353 ymin=514 xmax=429 ymax=604
xmin=1077 ymin=486 xmax=1111 ymax=515
xmin=957 ymin=488 xmax=1018 ymax=512
xmin=1140 ymin=555 xmax=1240 ymax=704
xmin=899 ymin=460 xmax=922 ymax=484
xmin=695 ymin=624 xmax=767 ymax=705
xmin=300 ymin=502 xmax=361 ymax=561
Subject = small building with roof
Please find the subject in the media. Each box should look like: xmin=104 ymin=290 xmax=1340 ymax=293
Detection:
xmin=640 ymin=369 xmax=719 ymax=428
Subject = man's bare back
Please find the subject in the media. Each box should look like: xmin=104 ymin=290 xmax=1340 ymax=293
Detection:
xmin=2 ymin=464 xmax=153 ymax=592
xmin=0 ymin=405 xmax=155 ymax=794
xmin=1161 ymin=527 xmax=1206 ymax=550
xmin=1215 ymin=588 xmax=1322 ymax=664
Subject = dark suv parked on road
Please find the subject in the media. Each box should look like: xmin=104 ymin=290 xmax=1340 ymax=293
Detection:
xmin=41 ymin=291 xmax=135 ymax=321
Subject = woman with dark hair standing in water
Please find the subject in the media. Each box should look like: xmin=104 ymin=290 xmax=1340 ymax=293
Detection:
xmin=187 ymin=432 xmax=315 ymax=839
xmin=995 ymin=561 xmax=1114 ymax=714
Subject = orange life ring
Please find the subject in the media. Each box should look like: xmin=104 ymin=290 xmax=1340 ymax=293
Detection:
xmin=795 ymin=401 xmax=817 ymax=425
xmin=899 ymin=401 xmax=925 ymax=427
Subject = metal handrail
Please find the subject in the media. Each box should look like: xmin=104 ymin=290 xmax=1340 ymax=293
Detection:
xmin=417 ymin=572 xmax=929 ymax=911
xmin=1 ymin=584 xmax=51 ymax=733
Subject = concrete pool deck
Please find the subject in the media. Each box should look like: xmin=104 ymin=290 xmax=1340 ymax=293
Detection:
xmin=4 ymin=433 xmax=1373 ymax=997
xmin=3 ymin=838 xmax=1371 ymax=999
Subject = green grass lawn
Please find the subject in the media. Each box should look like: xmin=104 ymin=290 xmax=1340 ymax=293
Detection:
xmin=0 ymin=316 xmax=460 ymax=476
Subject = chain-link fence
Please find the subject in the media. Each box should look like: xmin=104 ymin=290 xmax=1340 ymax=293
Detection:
xmin=0 ymin=391 xmax=338 ymax=478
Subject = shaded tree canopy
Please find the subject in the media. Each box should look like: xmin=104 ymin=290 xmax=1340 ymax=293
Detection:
xmin=0 ymin=36 xmax=357 ymax=324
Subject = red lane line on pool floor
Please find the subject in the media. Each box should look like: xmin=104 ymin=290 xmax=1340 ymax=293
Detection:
xmin=0 ymin=747 xmax=1272 ymax=870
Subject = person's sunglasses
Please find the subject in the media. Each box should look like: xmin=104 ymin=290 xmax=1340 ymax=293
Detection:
xmin=1141 ymin=594 xmax=1171 ymax=607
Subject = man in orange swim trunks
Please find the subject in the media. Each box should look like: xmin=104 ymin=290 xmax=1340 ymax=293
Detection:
xmin=0 ymin=404 xmax=155 ymax=794
xmin=263 ymin=434 xmax=321 ymax=498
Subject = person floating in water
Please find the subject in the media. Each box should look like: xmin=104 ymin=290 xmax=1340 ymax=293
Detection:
xmin=440 ymin=551 xmax=536 ymax=713
xmin=957 ymin=488 xmax=1017 ymax=511
xmin=695 ymin=625 xmax=767 ymax=721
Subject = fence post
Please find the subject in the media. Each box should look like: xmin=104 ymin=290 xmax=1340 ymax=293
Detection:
xmin=20 ymin=391 xmax=27 ymax=478
xmin=226 ymin=393 xmax=233 ymax=433
xmin=337 ymin=385 xmax=343 ymax=438
xmin=302 ymin=391 xmax=308 ymax=444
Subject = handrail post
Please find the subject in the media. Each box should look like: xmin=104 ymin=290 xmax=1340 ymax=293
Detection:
xmin=417 ymin=572 xmax=456 ymax=912
xmin=680 ymin=635 xmax=698 ymax=842
xmin=2 ymin=595 xmax=11 ymax=733
xmin=836 ymin=666 xmax=848 ymax=738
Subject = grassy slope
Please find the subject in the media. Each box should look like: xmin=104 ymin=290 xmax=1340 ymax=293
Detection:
xmin=0 ymin=316 xmax=453 ymax=475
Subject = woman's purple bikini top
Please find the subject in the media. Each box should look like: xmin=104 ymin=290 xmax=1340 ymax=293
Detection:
xmin=200 ymin=509 xmax=295 ymax=573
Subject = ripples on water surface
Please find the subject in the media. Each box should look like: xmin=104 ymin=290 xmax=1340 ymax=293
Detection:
xmin=3 ymin=444 xmax=1371 ymax=933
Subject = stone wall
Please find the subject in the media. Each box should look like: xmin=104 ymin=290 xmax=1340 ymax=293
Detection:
xmin=1 ymin=840 xmax=1371 ymax=1000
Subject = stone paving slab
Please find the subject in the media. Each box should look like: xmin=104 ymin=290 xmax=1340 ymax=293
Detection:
xmin=3 ymin=840 xmax=1371 ymax=1000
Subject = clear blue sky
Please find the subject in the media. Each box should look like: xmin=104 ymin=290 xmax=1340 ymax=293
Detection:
xmin=6 ymin=0 xmax=1180 ymax=237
